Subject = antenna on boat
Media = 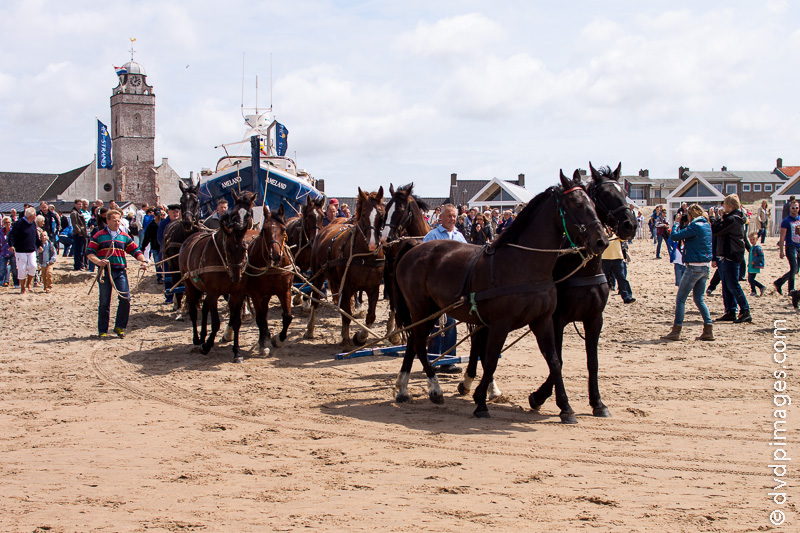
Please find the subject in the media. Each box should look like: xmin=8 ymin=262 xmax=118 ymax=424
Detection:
xmin=270 ymin=53 xmax=273 ymax=111
xmin=241 ymin=52 xmax=245 ymax=121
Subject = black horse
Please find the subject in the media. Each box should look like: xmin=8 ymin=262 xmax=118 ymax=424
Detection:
xmin=163 ymin=180 xmax=202 ymax=310
xmin=392 ymin=171 xmax=608 ymax=422
xmin=529 ymin=163 xmax=637 ymax=417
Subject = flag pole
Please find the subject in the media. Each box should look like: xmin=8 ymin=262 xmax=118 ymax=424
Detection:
xmin=95 ymin=116 xmax=99 ymax=201
xmin=94 ymin=153 xmax=98 ymax=201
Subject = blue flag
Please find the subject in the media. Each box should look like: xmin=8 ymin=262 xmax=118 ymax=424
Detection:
xmin=97 ymin=119 xmax=113 ymax=169
xmin=275 ymin=122 xmax=289 ymax=157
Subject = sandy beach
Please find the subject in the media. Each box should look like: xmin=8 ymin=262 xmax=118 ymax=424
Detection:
xmin=0 ymin=237 xmax=796 ymax=532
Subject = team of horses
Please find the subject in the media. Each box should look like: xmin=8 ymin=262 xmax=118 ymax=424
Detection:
xmin=167 ymin=164 xmax=635 ymax=422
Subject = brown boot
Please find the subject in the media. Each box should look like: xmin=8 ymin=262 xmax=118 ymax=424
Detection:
xmin=661 ymin=325 xmax=682 ymax=341
xmin=696 ymin=324 xmax=714 ymax=341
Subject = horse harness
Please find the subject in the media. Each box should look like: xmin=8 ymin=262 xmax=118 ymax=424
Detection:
xmin=184 ymin=229 xmax=256 ymax=287
xmin=324 ymin=224 xmax=385 ymax=269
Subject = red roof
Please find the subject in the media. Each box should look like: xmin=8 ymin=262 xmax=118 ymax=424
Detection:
xmin=779 ymin=166 xmax=800 ymax=178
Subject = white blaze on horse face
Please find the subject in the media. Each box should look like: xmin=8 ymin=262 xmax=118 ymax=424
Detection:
xmin=381 ymin=204 xmax=395 ymax=241
xmin=238 ymin=208 xmax=247 ymax=225
xmin=368 ymin=209 xmax=378 ymax=250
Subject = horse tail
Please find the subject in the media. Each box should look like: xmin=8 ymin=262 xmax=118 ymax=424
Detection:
xmin=389 ymin=239 xmax=419 ymax=328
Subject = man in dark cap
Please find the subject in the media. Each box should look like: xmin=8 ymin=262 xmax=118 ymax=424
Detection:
xmin=158 ymin=204 xmax=181 ymax=304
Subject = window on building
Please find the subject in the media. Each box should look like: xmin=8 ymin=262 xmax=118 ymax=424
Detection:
xmin=725 ymin=183 xmax=737 ymax=194
xmin=713 ymin=183 xmax=723 ymax=192
xmin=742 ymin=184 xmax=751 ymax=192
xmin=650 ymin=188 xmax=660 ymax=198
xmin=629 ymin=187 xmax=645 ymax=200
xmin=753 ymin=184 xmax=762 ymax=192
xmin=765 ymin=184 xmax=773 ymax=192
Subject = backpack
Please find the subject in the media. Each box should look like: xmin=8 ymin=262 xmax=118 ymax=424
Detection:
xmin=751 ymin=246 xmax=765 ymax=269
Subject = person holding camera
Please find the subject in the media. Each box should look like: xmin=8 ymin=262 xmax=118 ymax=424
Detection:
xmin=662 ymin=205 xmax=714 ymax=341
xmin=469 ymin=213 xmax=493 ymax=246
xmin=710 ymin=195 xmax=751 ymax=323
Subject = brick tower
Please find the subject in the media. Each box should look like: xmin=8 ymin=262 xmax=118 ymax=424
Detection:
xmin=110 ymin=59 xmax=156 ymax=205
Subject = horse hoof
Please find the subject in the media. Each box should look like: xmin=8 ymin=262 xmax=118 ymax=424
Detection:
xmin=303 ymin=331 xmax=314 ymax=340
xmin=200 ymin=343 xmax=212 ymax=355
xmin=292 ymin=293 xmax=302 ymax=306
xmin=593 ymin=406 xmax=612 ymax=418
xmin=429 ymin=391 xmax=444 ymax=405
xmin=457 ymin=382 xmax=471 ymax=396
xmin=352 ymin=331 xmax=368 ymax=347
xmin=259 ymin=346 xmax=271 ymax=358
xmin=271 ymin=336 xmax=284 ymax=348
xmin=388 ymin=335 xmax=401 ymax=345
xmin=529 ymin=393 xmax=544 ymax=411
xmin=222 ymin=326 xmax=234 ymax=343
xmin=560 ymin=413 xmax=578 ymax=424
xmin=395 ymin=393 xmax=411 ymax=403
xmin=473 ymin=407 xmax=491 ymax=419
xmin=233 ymin=355 xmax=244 ymax=364
xmin=192 ymin=338 xmax=202 ymax=346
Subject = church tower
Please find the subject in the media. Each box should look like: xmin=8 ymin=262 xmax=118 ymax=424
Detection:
xmin=110 ymin=58 xmax=156 ymax=205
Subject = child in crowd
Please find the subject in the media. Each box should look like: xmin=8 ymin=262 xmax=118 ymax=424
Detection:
xmin=747 ymin=233 xmax=765 ymax=297
xmin=38 ymin=230 xmax=57 ymax=293
xmin=668 ymin=239 xmax=685 ymax=286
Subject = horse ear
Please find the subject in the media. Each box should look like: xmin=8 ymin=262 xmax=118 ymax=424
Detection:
xmin=179 ymin=181 xmax=186 ymax=193
xmin=389 ymin=183 xmax=395 ymax=196
xmin=306 ymin=195 xmax=313 ymax=208
xmin=612 ymin=162 xmax=622 ymax=181
xmin=559 ymin=170 xmax=570 ymax=190
xmin=263 ymin=204 xmax=270 ymax=218
xmin=377 ymin=186 xmax=384 ymax=201
xmin=277 ymin=204 xmax=284 ymax=218
xmin=572 ymin=169 xmax=583 ymax=185
xmin=358 ymin=187 xmax=366 ymax=200
xmin=231 ymin=190 xmax=240 ymax=203
xmin=589 ymin=162 xmax=600 ymax=182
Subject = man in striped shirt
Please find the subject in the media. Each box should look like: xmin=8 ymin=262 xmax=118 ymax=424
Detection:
xmin=87 ymin=209 xmax=149 ymax=338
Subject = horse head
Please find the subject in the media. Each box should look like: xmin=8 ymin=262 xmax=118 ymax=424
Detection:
xmin=588 ymin=162 xmax=637 ymax=241
xmin=261 ymin=204 xmax=286 ymax=268
xmin=219 ymin=190 xmax=256 ymax=283
xmin=356 ymin=186 xmax=385 ymax=252
xmin=301 ymin=195 xmax=324 ymax=243
xmin=178 ymin=180 xmax=200 ymax=231
xmin=382 ymin=182 xmax=422 ymax=242
xmin=559 ymin=169 xmax=608 ymax=256
xmin=228 ymin=190 xmax=256 ymax=233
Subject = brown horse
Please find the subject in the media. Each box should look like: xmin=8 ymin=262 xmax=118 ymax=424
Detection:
xmin=179 ymin=190 xmax=255 ymax=363
xmin=245 ymin=204 xmax=293 ymax=357
xmin=381 ymin=183 xmax=431 ymax=343
xmin=162 ymin=180 xmax=201 ymax=310
xmin=391 ymin=171 xmax=608 ymax=422
xmin=285 ymin=195 xmax=324 ymax=275
xmin=304 ymin=187 xmax=386 ymax=350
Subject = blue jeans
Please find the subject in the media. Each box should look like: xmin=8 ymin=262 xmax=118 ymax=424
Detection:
xmin=777 ymin=246 xmax=799 ymax=292
xmin=656 ymin=234 xmax=666 ymax=257
xmin=1 ymin=255 xmax=18 ymax=286
xmin=152 ymin=249 xmax=163 ymax=282
xmin=674 ymin=263 xmax=686 ymax=286
xmin=602 ymin=259 xmax=633 ymax=301
xmin=98 ymin=268 xmax=130 ymax=334
xmin=674 ymin=265 xmax=711 ymax=326
xmin=718 ymin=259 xmax=749 ymax=314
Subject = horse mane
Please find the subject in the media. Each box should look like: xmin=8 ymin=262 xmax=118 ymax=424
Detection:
xmin=594 ymin=166 xmax=613 ymax=178
xmin=491 ymin=186 xmax=559 ymax=247
xmin=394 ymin=183 xmax=430 ymax=214
xmin=355 ymin=190 xmax=383 ymax=220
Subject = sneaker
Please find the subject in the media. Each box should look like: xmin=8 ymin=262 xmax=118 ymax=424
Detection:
xmin=113 ymin=327 xmax=125 ymax=338
xmin=791 ymin=290 xmax=800 ymax=309
xmin=734 ymin=310 xmax=752 ymax=324
xmin=758 ymin=286 xmax=765 ymax=297
xmin=706 ymin=290 xmax=713 ymax=296
xmin=98 ymin=332 xmax=108 ymax=338
xmin=2 ymin=282 xmax=7 ymax=287
xmin=623 ymin=297 xmax=637 ymax=304
xmin=749 ymin=291 xmax=757 ymax=297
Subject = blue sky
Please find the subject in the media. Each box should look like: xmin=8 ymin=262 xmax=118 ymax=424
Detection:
xmin=0 ymin=0 xmax=797 ymax=197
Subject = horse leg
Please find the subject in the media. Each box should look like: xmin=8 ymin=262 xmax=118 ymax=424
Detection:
xmin=228 ymin=293 xmax=245 ymax=363
xmin=201 ymin=295 xmax=220 ymax=355
xmin=273 ymin=286 xmax=293 ymax=347
xmin=253 ymin=296 xmax=271 ymax=358
xmin=529 ymin=316 xmax=563 ymax=409
xmin=458 ymin=325 xmax=486 ymax=395
xmin=339 ymin=285 xmax=355 ymax=351
xmin=386 ymin=310 xmax=402 ymax=345
xmin=529 ymin=320 xmax=576 ymax=424
xmin=186 ymin=285 xmax=202 ymax=345
xmin=395 ymin=328 xmax=417 ymax=403
xmin=303 ymin=278 xmax=324 ymax=339
xmin=416 ymin=320 xmax=443 ymax=404
xmin=199 ymin=296 xmax=209 ymax=345
xmin=472 ymin=328 xmax=507 ymax=418
xmin=353 ymin=285 xmax=379 ymax=346
xmin=585 ymin=316 xmax=610 ymax=417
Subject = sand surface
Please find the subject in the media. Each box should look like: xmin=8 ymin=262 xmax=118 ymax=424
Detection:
xmin=0 ymin=238 xmax=796 ymax=532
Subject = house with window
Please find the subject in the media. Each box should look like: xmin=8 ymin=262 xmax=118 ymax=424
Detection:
xmin=772 ymin=168 xmax=800 ymax=231
xmin=623 ymin=170 xmax=681 ymax=207
xmin=665 ymin=174 xmax=726 ymax=221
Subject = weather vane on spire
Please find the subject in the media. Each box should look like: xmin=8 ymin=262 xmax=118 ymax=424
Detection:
xmin=129 ymin=37 xmax=137 ymax=61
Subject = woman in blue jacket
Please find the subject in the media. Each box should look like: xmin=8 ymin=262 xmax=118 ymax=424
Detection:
xmin=662 ymin=204 xmax=714 ymax=341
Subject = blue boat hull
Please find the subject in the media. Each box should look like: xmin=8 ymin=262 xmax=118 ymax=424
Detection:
xmin=197 ymin=162 xmax=324 ymax=219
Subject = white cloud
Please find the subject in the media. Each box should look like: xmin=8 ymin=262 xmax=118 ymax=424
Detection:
xmin=396 ymin=13 xmax=505 ymax=58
